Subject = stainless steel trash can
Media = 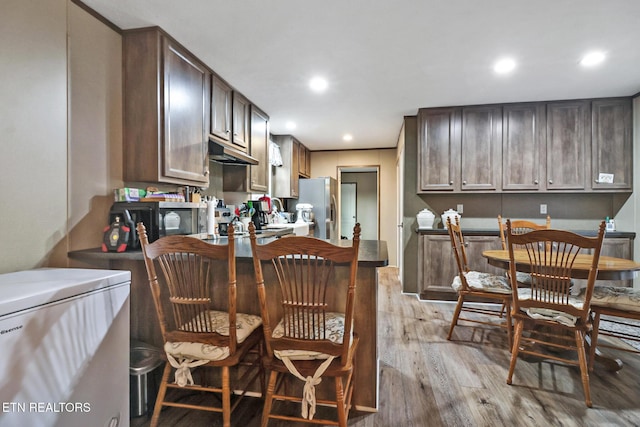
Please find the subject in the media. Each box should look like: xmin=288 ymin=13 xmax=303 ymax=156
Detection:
xmin=130 ymin=340 xmax=163 ymax=417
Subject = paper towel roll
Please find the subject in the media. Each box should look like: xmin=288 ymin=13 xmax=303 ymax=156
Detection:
xmin=207 ymin=201 xmax=217 ymax=235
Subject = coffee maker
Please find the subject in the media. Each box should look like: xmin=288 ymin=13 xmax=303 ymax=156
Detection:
xmin=250 ymin=200 xmax=270 ymax=230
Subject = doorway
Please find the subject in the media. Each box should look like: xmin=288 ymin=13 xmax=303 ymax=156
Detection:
xmin=337 ymin=166 xmax=379 ymax=241
xmin=340 ymin=183 xmax=357 ymax=239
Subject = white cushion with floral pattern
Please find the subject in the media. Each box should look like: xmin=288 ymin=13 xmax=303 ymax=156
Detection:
xmin=582 ymin=286 xmax=640 ymax=313
xmin=451 ymin=271 xmax=511 ymax=294
xmin=272 ymin=312 xmax=346 ymax=361
xmin=514 ymin=289 xmax=585 ymax=327
xmin=165 ymin=310 xmax=262 ymax=361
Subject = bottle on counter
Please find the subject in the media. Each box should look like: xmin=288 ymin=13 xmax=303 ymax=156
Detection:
xmin=605 ymin=216 xmax=616 ymax=232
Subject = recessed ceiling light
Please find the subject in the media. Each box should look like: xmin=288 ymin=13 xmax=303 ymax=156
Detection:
xmin=285 ymin=121 xmax=296 ymax=130
xmin=580 ymin=51 xmax=606 ymax=67
xmin=494 ymin=58 xmax=516 ymax=74
xmin=343 ymin=134 xmax=353 ymax=142
xmin=309 ymin=76 xmax=328 ymax=93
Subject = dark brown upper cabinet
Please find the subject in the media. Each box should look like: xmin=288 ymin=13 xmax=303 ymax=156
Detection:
xmin=210 ymin=74 xmax=233 ymax=145
xmin=545 ymin=100 xmax=590 ymax=191
xmin=417 ymin=107 xmax=460 ymax=192
xmin=460 ymin=105 xmax=502 ymax=191
xmin=418 ymin=97 xmax=632 ymax=194
xmin=249 ymin=105 xmax=269 ymax=193
xmin=232 ymin=91 xmax=250 ymax=150
xmin=591 ymin=98 xmax=632 ymax=191
xmin=417 ymin=106 xmax=501 ymax=192
xmin=501 ymin=103 xmax=546 ymax=191
xmin=123 ymin=27 xmax=210 ymax=186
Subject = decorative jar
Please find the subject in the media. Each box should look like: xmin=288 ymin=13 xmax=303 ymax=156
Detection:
xmin=416 ymin=209 xmax=436 ymax=229
xmin=441 ymin=209 xmax=461 ymax=229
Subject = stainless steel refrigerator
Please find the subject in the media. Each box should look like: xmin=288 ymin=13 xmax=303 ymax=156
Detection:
xmin=298 ymin=177 xmax=338 ymax=239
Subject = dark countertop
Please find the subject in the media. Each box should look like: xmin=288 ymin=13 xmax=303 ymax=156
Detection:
xmin=69 ymin=235 xmax=389 ymax=267
xmin=416 ymin=228 xmax=636 ymax=239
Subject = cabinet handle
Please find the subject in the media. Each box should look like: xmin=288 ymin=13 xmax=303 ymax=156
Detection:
xmin=534 ymin=180 xmax=539 ymax=184
xmin=225 ymin=129 xmax=230 ymax=133
xmin=234 ymin=132 xmax=238 ymax=136
xmin=462 ymin=181 xmax=467 ymax=185
xmin=549 ymin=179 xmax=553 ymax=184
xmin=594 ymin=179 xmax=599 ymax=183
xmin=449 ymin=181 xmax=453 ymax=185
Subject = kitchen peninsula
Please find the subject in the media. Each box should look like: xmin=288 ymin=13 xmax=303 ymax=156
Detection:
xmin=69 ymin=234 xmax=388 ymax=411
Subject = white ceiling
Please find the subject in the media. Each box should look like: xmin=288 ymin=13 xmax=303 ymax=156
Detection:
xmin=80 ymin=0 xmax=640 ymax=151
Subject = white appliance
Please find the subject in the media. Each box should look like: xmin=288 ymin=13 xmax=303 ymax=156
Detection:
xmin=298 ymin=177 xmax=338 ymax=239
xmin=0 ymin=268 xmax=131 ymax=427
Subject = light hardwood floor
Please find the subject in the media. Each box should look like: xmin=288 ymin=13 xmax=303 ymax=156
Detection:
xmin=132 ymin=267 xmax=640 ymax=427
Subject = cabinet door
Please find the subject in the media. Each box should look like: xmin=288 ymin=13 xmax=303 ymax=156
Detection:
xmin=591 ymin=98 xmax=632 ymax=191
xmin=460 ymin=106 xmax=501 ymax=191
xmin=599 ymin=238 xmax=633 ymax=287
xmin=418 ymin=235 xmax=458 ymax=300
xmin=249 ymin=106 xmax=269 ymax=192
xmin=299 ymin=144 xmax=310 ymax=178
xmin=546 ymin=100 xmax=590 ymax=190
xmin=210 ymin=74 xmax=232 ymax=143
xmin=417 ymin=108 xmax=461 ymax=192
xmin=463 ymin=235 xmax=504 ymax=275
xmin=291 ymin=139 xmax=300 ymax=197
xmin=163 ymin=39 xmax=209 ymax=184
xmin=232 ymin=91 xmax=249 ymax=150
xmin=502 ymin=103 xmax=546 ymax=191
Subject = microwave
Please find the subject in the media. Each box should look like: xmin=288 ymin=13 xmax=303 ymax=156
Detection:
xmin=109 ymin=201 xmax=207 ymax=249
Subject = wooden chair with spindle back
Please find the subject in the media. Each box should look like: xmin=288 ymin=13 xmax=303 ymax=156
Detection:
xmin=498 ymin=215 xmax=552 ymax=288
xmin=498 ymin=215 xmax=551 ymax=250
xmin=446 ymin=217 xmax=514 ymax=348
xmin=138 ymin=223 xmax=264 ymax=427
xmin=249 ymin=222 xmax=361 ymax=427
xmin=505 ymin=220 xmax=606 ymax=407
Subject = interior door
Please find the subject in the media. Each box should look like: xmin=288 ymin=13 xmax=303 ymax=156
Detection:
xmin=340 ymin=182 xmax=357 ymax=239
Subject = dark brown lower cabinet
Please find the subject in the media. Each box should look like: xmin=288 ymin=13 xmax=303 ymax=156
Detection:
xmin=418 ymin=232 xmax=634 ymax=300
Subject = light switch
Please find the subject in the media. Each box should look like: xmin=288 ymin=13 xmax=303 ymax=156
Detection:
xmin=457 ymin=204 xmax=464 ymax=214
xmin=540 ymin=204 xmax=547 ymax=214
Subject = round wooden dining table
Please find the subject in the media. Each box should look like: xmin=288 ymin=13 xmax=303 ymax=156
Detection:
xmin=483 ymin=248 xmax=640 ymax=371
xmin=483 ymin=249 xmax=640 ymax=281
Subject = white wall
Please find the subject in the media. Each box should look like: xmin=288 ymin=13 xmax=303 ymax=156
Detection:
xmin=0 ymin=1 xmax=122 ymax=274
xmin=311 ymin=149 xmax=397 ymax=266
xmin=0 ymin=0 xmax=68 ymax=273
xmin=67 ymin=2 xmax=123 ymax=261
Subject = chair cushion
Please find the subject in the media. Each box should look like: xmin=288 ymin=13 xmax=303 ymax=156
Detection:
xmin=585 ymin=286 xmax=640 ymax=313
xmin=515 ymin=289 xmax=585 ymax=327
xmin=451 ymin=271 xmax=511 ymax=294
xmin=165 ymin=310 xmax=263 ymax=362
xmin=272 ymin=312 xmax=345 ymax=361
xmin=514 ymin=271 xmax=533 ymax=285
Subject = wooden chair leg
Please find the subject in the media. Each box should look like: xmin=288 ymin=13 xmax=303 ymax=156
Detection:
xmin=259 ymin=344 xmax=266 ymax=397
xmin=575 ymin=330 xmax=593 ymax=408
xmin=504 ymin=301 xmax=513 ymax=350
xmin=221 ymin=366 xmax=231 ymax=427
xmin=150 ymin=362 xmax=172 ymax=427
xmin=588 ymin=312 xmax=601 ymax=372
xmin=447 ymin=295 xmax=465 ymax=340
xmin=335 ymin=376 xmax=347 ymax=427
xmin=507 ymin=320 xmax=524 ymax=385
xmin=261 ymin=370 xmax=278 ymax=427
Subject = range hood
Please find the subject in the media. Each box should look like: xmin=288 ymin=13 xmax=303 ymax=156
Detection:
xmin=208 ymin=138 xmax=259 ymax=166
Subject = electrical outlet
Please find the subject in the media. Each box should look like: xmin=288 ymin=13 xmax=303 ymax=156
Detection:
xmin=540 ymin=204 xmax=547 ymax=215
xmin=457 ymin=204 xmax=464 ymax=214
